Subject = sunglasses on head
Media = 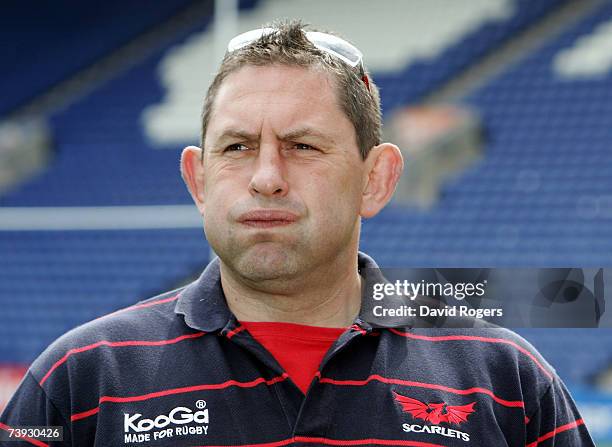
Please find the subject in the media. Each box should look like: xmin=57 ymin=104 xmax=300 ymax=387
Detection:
xmin=227 ymin=27 xmax=370 ymax=92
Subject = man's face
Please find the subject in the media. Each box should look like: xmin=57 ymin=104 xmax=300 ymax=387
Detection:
xmin=199 ymin=64 xmax=367 ymax=283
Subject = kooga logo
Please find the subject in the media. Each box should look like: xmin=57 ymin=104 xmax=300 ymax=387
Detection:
xmin=124 ymin=406 xmax=209 ymax=433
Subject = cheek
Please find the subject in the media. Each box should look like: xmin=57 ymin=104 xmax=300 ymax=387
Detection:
xmin=305 ymin=168 xmax=363 ymax=221
xmin=202 ymin=178 xmax=238 ymax=227
xmin=203 ymin=163 xmax=248 ymax=202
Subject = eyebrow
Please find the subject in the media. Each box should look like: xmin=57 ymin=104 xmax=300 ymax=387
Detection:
xmin=279 ymin=127 xmax=337 ymax=146
xmin=212 ymin=129 xmax=260 ymax=145
xmin=210 ymin=126 xmax=337 ymax=148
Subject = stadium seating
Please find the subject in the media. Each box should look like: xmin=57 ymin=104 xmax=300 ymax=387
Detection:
xmin=516 ymin=329 xmax=612 ymax=386
xmin=376 ymin=0 xmax=569 ymax=110
xmin=0 ymin=0 xmax=199 ymax=116
xmin=0 ymin=0 xmax=565 ymax=207
xmin=0 ymin=229 xmax=207 ymax=363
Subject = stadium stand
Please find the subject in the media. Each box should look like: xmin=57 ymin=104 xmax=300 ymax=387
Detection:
xmin=0 ymin=0 xmax=198 ymax=117
xmin=365 ymin=0 xmax=612 ymax=402
xmin=374 ymin=0 xmax=570 ymax=109
xmin=1 ymin=0 xmax=562 ymax=207
xmin=0 ymin=229 xmax=207 ymax=363
xmin=1 ymin=0 xmax=611 ymax=440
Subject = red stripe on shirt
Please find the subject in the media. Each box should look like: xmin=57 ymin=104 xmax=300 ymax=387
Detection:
xmin=194 ymin=440 xmax=296 ymax=447
xmin=194 ymin=437 xmax=446 ymax=447
xmin=71 ymin=373 xmax=290 ymax=422
xmin=389 ymin=328 xmax=553 ymax=380
xmin=317 ymin=373 xmax=524 ymax=409
xmin=226 ymin=325 xmax=246 ymax=339
xmin=295 ymin=436 xmax=446 ymax=446
xmin=350 ymin=324 xmax=367 ymax=335
xmin=122 ymin=294 xmax=180 ymax=312
xmin=40 ymin=332 xmax=205 ymax=385
xmin=100 ymin=294 xmax=180 ymax=320
xmin=525 ymin=419 xmax=585 ymax=447
xmin=0 ymin=422 xmax=50 ymax=447
xmin=88 ymin=294 xmax=180 ymax=325
xmin=69 ymin=406 xmax=100 ymax=421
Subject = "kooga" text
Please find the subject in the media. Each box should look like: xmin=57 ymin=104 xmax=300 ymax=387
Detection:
xmin=125 ymin=407 xmax=209 ymax=433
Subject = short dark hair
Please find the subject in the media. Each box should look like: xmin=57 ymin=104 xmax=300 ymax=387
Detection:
xmin=200 ymin=20 xmax=382 ymax=159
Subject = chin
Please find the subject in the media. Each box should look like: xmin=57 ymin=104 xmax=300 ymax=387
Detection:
xmin=234 ymin=245 xmax=302 ymax=282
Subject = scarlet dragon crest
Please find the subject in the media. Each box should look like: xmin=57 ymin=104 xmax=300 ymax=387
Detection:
xmin=393 ymin=391 xmax=476 ymax=425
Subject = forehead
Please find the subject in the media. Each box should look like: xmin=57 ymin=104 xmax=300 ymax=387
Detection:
xmin=205 ymin=64 xmax=357 ymax=146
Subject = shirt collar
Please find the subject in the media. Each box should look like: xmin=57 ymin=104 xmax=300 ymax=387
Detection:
xmin=174 ymin=251 xmax=391 ymax=332
xmin=174 ymin=257 xmax=232 ymax=332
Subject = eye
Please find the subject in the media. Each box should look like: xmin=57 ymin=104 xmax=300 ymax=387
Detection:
xmin=224 ymin=143 xmax=250 ymax=152
xmin=294 ymin=143 xmax=316 ymax=151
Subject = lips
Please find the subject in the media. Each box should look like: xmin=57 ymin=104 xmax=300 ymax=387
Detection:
xmin=237 ymin=209 xmax=299 ymax=228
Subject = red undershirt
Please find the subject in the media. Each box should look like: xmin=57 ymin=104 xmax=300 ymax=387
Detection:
xmin=240 ymin=321 xmax=346 ymax=395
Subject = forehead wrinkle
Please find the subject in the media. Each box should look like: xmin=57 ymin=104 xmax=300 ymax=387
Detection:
xmin=207 ymin=66 xmax=353 ymax=149
xmin=216 ymin=128 xmax=260 ymax=142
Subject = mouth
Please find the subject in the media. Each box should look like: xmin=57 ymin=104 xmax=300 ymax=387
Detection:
xmin=237 ymin=209 xmax=299 ymax=228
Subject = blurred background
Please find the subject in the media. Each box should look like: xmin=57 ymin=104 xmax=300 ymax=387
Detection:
xmin=1 ymin=0 xmax=611 ymax=442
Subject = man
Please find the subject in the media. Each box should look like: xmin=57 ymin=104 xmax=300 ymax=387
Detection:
xmin=1 ymin=21 xmax=594 ymax=446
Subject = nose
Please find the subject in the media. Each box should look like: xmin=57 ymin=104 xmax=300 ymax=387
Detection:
xmin=248 ymin=145 xmax=289 ymax=197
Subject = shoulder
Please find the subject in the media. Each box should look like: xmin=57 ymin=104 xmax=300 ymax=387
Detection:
xmin=402 ymin=326 xmax=553 ymax=375
xmin=385 ymin=326 xmax=558 ymax=418
xmin=3 ymin=287 xmax=208 ymax=432
xmin=27 ymin=287 xmax=189 ymax=386
xmin=386 ymin=326 xmax=556 ymax=397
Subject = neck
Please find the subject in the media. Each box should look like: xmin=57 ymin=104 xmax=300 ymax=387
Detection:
xmin=220 ymin=248 xmax=362 ymax=328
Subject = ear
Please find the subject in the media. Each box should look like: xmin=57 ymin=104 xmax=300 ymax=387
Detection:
xmin=180 ymin=146 xmax=206 ymax=215
xmin=360 ymin=143 xmax=404 ymax=218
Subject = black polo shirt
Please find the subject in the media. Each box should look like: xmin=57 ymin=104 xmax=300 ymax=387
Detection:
xmin=1 ymin=253 xmax=594 ymax=446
